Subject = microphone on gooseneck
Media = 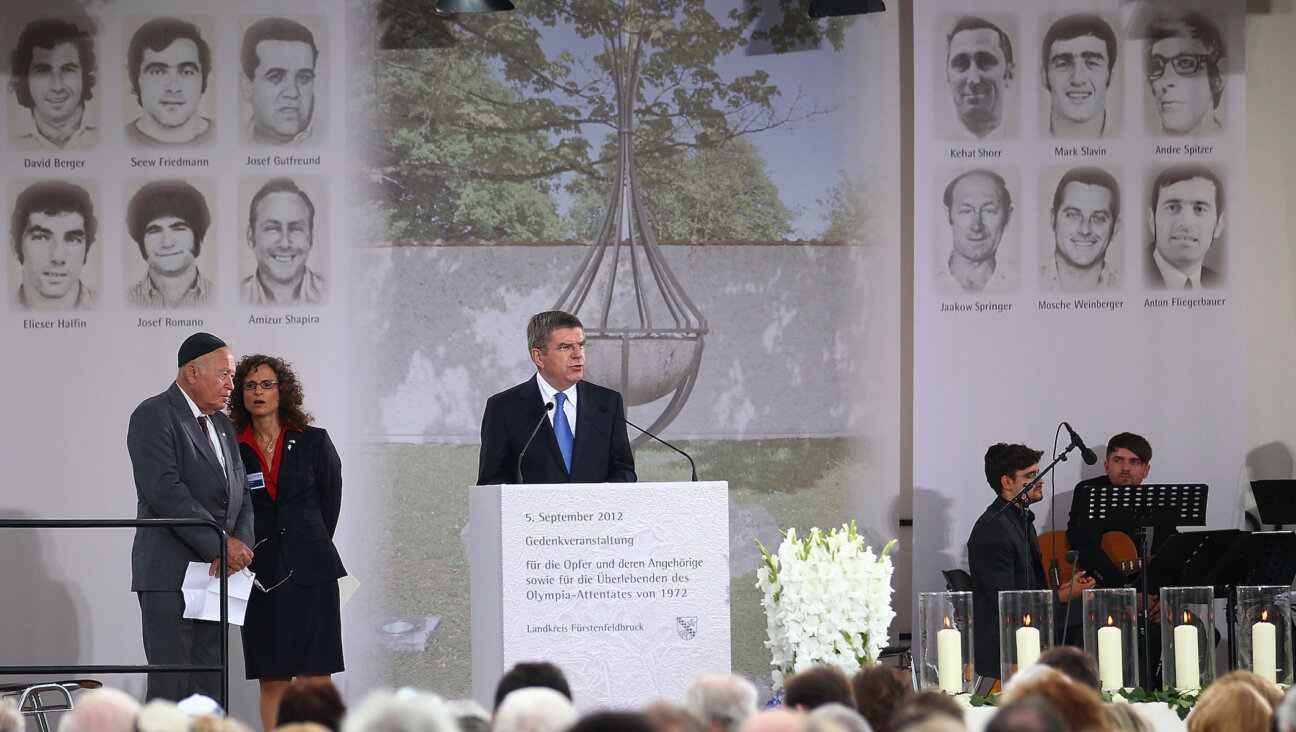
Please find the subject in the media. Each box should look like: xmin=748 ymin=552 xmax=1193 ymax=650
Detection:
xmin=599 ymin=404 xmax=698 ymax=481
xmin=516 ymin=402 xmax=554 ymax=484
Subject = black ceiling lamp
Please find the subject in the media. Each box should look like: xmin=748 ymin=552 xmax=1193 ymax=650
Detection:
xmin=436 ymin=0 xmax=515 ymax=12
xmin=808 ymin=0 xmax=885 ymax=19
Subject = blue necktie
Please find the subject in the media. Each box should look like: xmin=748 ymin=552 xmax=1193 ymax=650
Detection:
xmin=553 ymin=392 xmax=574 ymax=472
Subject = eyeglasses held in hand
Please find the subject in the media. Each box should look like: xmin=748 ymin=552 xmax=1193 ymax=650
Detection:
xmin=243 ymin=538 xmax=293 ymax=592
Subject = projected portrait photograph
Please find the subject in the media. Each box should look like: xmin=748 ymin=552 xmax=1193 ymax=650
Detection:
xmin=1140 ymin=8 xmax=1227 ymax=137
xmin=124 ymin=179 xmax=216 ymax=308
xmin=124 ymin=16 xmax=215 ymax=147
xmin=1144 ymin=163 xmax=1227 ymax=289
xmin=240 ymin=176 xmax=326 ymax=305
xmin=8 ymin=18 xmax=99 ymax=150
xmin=1038 ymin=166 xmax=1123 ymax=292
xmin=934 ymin=168 xmax=1018 ymax=295
xmin=239 ymin=16 xmax=325 ymax=146
xmin=1040 ymin=13 xmax=1121 ymax=139
xmin=937 ymin=14 xmax=1018 ymax=141
xmin=9 ymin=179 xmax=99 ymax=310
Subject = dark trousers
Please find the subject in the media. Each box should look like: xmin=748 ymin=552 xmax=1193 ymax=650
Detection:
xmin=137 ymin=591 xmax=222 ymax=702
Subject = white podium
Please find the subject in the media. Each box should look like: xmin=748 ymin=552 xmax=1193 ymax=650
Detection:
xmin=470 ymin=481 xmax=730 ymax=710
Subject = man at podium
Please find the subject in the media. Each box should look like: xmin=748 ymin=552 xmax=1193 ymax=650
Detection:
xmin=477 ymin=310 xmax=636 ymax=485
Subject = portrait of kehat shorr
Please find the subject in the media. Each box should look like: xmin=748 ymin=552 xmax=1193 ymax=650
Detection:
xmin=942 ymin=15 xmax=1016 ymax=141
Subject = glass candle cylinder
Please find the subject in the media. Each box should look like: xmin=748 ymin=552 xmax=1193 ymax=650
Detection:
xmin=919 ymin=591 xmax=974 ymax=694
xmin=998 ymin=589 xmax=1053 ymax=683
xmin=1161 ymin=586 xmax=1215 ymax=692
xmin=1235 ymin=585 xmax=1292 ymax=685
xmin=1083 ymin=587 xmax=1138 ymax=691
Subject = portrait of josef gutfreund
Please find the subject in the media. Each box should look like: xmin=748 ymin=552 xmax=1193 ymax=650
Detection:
xmin=935 ymin=169 xmax=1016 ymax=294
xmin=1145 ymin=164 xmax=1226 ymax=290
xmin=241 ymin=178 xmax=326 ymax=305
xmin=125 ymin=17 xmax=214 ymax=147
xmin=9 ymin=18 xmax=98 ymax=150
xmin=1143 ymin=10 xmax=1227 ymax=136
xmin=126 ymin=180 xmax=215 ymax=309
xmin=1040 ymin=167 xmax=1121 ymax=292
xmin=1042 ymin=14 xmax=1119 ymax=139
xmin=942 ymin=16 xmax=1016 ymax=141
xmin=241 ymin=17 xmax=321 ymax=145
xmin=10 ymin=180 xmax=98 ymax=310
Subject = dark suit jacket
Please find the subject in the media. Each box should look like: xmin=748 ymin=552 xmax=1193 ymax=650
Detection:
xmin=478 ymin=377 xmax=636 ymax=485
xmin=238 ymin=426 xmax=345 ymax=587
xmin=1145 ymin=245 xmax=1222 ymax=289
xmin=968 ymin=496 xmax=1051 ymax=678
xmin=128 ymin=382 xmax=254 ymax=592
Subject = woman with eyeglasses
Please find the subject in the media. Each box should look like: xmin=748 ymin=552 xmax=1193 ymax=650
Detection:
xmin=228 ymin=354 xmax=344 ymax=732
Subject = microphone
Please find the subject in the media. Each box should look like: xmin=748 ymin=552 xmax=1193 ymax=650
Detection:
xmin=1063 ymin=422 xmax=1098 ymax=465
xmin=600 ymin=404 xmax=698 ymax=481
xmin=516 ymin=402 xmax=554 ymax=484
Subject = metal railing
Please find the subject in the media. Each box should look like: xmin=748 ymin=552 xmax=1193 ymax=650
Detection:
xmin=0 ymin=517 xmax=230 ymax=710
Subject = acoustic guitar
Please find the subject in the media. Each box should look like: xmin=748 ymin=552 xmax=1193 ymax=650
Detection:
xmin=1037 ymin=529 xmax=1143 ymax=589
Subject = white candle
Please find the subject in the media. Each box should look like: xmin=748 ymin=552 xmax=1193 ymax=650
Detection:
xmin=937 ymin=626 xmax=963 ymax=693
xmin=1253 ymin=620 xmax=1277 ymax=683
xmin=1174 ymin=622 xmax=1200 ymax=691
xmin=1016 ymin=625 xmax=1041 ymax=669
xmin=1098 ymin=624 xmax=1123 ymax=690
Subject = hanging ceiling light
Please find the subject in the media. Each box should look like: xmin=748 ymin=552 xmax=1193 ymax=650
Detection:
xmin=808 ymin=0 xmax=885 ymax=19
xmin=436 ymin=0 xmax=515 ymax=12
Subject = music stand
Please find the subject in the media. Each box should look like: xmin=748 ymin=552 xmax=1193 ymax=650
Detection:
xmin=1214 ymin=530 xmax=1296 ymax=669
xmin=1071 ymin=483 xmax=1208 ymax=689
xmin=1251 ymin=480 xmax=1296 ymax=529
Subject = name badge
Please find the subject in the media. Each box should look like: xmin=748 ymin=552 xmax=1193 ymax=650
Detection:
xmin=248 ymin=472 xmax=266 ymax=491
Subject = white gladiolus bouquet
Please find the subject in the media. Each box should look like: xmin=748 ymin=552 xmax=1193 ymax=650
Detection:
xmin=756 ymin=522 xmax=897 ymax=690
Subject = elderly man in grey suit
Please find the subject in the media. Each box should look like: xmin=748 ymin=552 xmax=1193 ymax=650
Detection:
xmin=128 ymin=332 xmax=255 ymax=701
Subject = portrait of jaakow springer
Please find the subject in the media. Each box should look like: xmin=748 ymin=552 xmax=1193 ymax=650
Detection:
xmin=241 ymin=178 xmax=325 ymax=305
xmin=1143 ymin=9 xmax=1227 ymax=137
xmin=1042 ymin=14 xmax=1119 ymax=139
xmin=125 ymin=17 xmax=214 ymax=147
xmin=936 ymin=169 xmax=1016 ymax=294
xmin=241 ymin=18 xmax=320 ymax=145
xmin=1145 ymin=164 xmax=1226 ymax=290
xmin=9 ymin=18 xmax=99 ymax=150
xmin=127 ymin=180 xmax=214 ymax=308
xmin=1041 ymin=167 xmax=1122 ymax=292
xmin=943 ymin=16 xmax=1015 ymax=141
xmin=10 ymin=180 xmax=98 ymax=310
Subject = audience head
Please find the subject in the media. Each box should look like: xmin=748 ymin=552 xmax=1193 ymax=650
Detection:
xmin=999 ymin=666 xmax=1104 ymax=732
xmin=1036 ymin=646 xmax=1099 ymax=690
xmin=1104 ymin=704 xmax=1152 ymax=732
xmin=850 ymin=665 xmax=913 ymax=732
xmin=493 ymin=661 xmax=573 ymax=711
xmin=58 ymin=688 xmax=140 ymax=732
xmin=1215 ymin=669 xmax=1282 ymax=708
xmin=985 ymin=698 xmax=1067 ymax=732
xmin=683 ymin=672 xmax=759 ymax=732
xmin=784 ymin=667 xmax=854 ymax=711
xmin=277 ymin=678 xmax=347 ymax=732
xmin=135 ymin=699 xmax=191 ymax=732
xmin=1187 ymin=679 xmax=1274 ymax=732
xmin=887 ymin=691 xmax=963 ymax=731
xmin=569 ymin=711 xmax=657 ymax=732
xmin=493 ymin=688 xmax=579 ymax=732
xmin=0 ymin=698 xmax=21 ymax=732
xmin=644 ymin=702 xmax=708 ymax=732
xmin=807 ymin=703 xmax=873 ymax=732
xmin=343 ymin=689 xmax=458 ymax=732
xmin=190 ymin=716 xmax=252 ymax=732
xmin=1277 ymin=681 xmax=1296 ymax=732
xmin=442 ymin=700 xmax=489 ymax=732
xmin=737 ymin=710 xmax=808 ymax=732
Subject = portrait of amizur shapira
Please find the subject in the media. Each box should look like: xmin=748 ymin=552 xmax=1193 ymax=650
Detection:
xmin=126 ymin=179 xmax=215 ymax=309
xmin=1040 ymin=166 xmax=1122 ymax=292
xmin=1143 ymin=9 xmax=1226 ymax=137
xmin=241 ymin=177 xmax=326 ymax=305
xmin=241 ymin=17 xmax=321 ymax=145
xmin=10 ymin=180 xmax=98 ymax=310
xmin=935 ymin=168 xmax=1016 ymax=295
xmin=1041 ymin=14 xmax=1119 ymax=139
xmin=9 ymin=18 xmax=98 ymax=150
xmin=1145 ymin=164 xmax=1226 ymax=290
xmin=125 ymin=17 xmax=214 ymax=147
xmin=941 ymin=15 xmax=1016 ymax=141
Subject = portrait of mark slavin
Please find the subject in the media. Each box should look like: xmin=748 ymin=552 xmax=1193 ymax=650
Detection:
xmin=942 ymin=16 xmax=1015 ymax=141
xmin=935 ymin=169 xmax=1016 ymax=294
xmin=1145 ymin=164 xmax=1225 ymax=290
xmin=9 ymin=18 xmax=98 ymax=150
xmin=241 ymin=178 xmax=325 ymax=305
xmin=10 ymin=180 xmax=97 ymax=310
xmin=1042 ymin=14 xmax=1118 ymax=139
xmin=241 ymin=18 xmax=320 ymax=145
xmin=127 ymin=180 xmax=214 ymax=308
xmin=1040 ymin=167 xmax=1121 ymax=292
xmin=1143 ymin=9 xmax=1226 ymax=137
xmin=125 ymin=17 xmax=214 ymax=147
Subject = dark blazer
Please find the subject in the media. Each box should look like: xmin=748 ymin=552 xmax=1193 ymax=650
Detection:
xmin=967 ymin=496 xmax=1050 ymax=678
xmin=478 ymin=377 xmax=636 ymax=485
xmin=1145 ymin=245 xmax=1222 ymax=288
xmin=238 ymin=426 xmax=345 ymax=587
xmin=128 ymin=382 xmax=254 ymax=592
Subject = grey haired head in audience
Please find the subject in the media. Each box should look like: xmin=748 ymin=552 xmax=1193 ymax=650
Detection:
xmin=342 ymin=689 xmax=458 ymax=732
xmin=683 ymin=672 xmax=759 ymax=732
